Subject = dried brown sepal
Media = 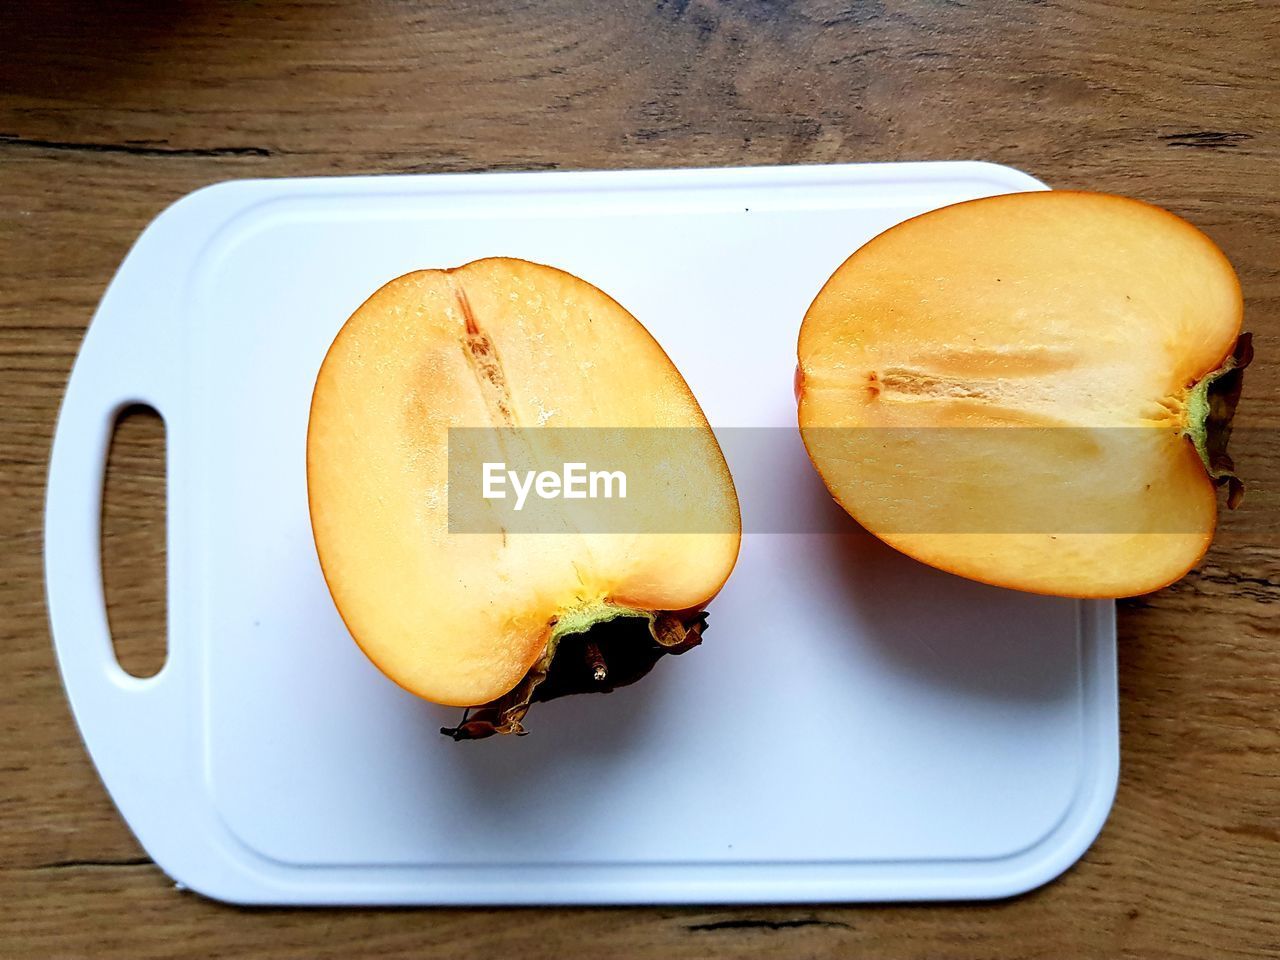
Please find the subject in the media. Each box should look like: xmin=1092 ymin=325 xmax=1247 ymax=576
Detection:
xmin=440 ymin=610 xmax=707 ymax=741
xmin=1194 ymin=332 xmax=1253 ymax=510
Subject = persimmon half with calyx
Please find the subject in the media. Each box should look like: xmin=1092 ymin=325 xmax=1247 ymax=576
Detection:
xmin=796 ymin=191 xmax=1250 ymax=598
xmin=308 ymin=258 xmax=740 ymax=739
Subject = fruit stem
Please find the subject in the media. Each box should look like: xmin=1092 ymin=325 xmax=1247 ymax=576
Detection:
xmin=585 ymin=640 xmax=607 ymax=682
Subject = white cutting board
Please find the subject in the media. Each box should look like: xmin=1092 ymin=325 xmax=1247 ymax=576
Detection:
xmin=45 ymin=162 xmax=1117 ymax=905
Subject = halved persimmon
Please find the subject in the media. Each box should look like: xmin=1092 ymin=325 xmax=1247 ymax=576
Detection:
xmin=308 ymin=258 xmax=740 ymax=737
xmin=797 ymin=191 xmax=1249 ymax=598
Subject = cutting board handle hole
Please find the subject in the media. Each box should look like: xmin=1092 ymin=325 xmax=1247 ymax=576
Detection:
xmin=101 ymin=404 xmax=167 ymax=679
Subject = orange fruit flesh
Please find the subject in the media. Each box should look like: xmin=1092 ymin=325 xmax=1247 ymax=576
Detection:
xmin=797 ymin=192 xmax=1244 ymax=598
xmin=308 ymin=258 xmax=740 ymax=708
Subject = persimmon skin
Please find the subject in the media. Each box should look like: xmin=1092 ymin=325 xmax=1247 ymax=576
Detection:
xmin=796 ymin=192 xmax=1245 ymax=599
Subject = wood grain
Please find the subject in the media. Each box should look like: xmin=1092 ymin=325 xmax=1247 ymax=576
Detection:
xmin=2 ymin=1 xmax=1277 ymax=957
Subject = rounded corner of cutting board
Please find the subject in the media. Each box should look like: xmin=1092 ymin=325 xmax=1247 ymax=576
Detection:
xmin=147 ymin=860 xmax=242 ymax=907
xmin=129 ymin=178 xmax=277 ymax=260
xmin=139 ymin=828 xmax=290 ymax=907
xmin=146 ymin=179 xmax=238 ymax=226
xmin=986 ymin=801 xmax=1118 ymax=902
xmin=955 ymin=159 xmax=1051 ymax=194
xmin=981 ymin=715 xmax=1120 ymax=900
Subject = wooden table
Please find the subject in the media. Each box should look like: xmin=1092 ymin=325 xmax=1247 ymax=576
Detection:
xmin=3 ymin=2 xmax=1277 ymax=957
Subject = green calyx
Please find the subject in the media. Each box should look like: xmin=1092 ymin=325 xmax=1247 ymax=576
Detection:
xmin=1184 ymin=333 xmax=1253 ymax=509
xmin=548 ymin=602 xmax=649 ymax=645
